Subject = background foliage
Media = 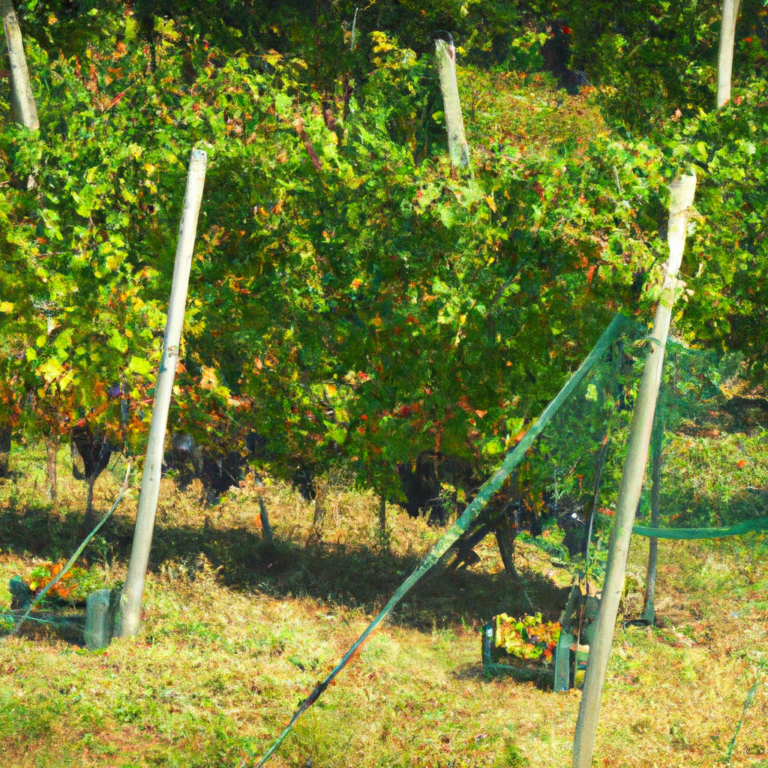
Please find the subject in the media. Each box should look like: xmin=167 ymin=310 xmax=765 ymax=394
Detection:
xmin=0 ymin=0 xmax=766 ymax=525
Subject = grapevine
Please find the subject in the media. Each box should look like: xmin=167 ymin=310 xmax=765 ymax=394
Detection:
xmin=25 ymin=562 xmax=103 ymax=604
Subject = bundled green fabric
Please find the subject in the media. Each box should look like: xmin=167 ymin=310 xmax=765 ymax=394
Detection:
xmin=633 ymin=517 xmax=768 ymax=540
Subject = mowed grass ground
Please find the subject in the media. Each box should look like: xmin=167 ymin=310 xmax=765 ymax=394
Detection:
xmin=0 ymin=440 xmax=767 ymax=768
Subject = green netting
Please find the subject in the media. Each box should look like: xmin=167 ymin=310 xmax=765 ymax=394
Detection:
xmin=633 ymin=517 xmax=768 ymax=539
xmin=246 ymin=313 xmax=631 ymax=767
xmin=630 ymin=337 xmax=767 ymax=541
xmin=246 ymin=313 xmax=764 ymax=766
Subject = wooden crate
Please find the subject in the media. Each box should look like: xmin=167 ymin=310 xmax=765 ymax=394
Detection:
xmin=482 ymin=577 xmax=601 ymax=692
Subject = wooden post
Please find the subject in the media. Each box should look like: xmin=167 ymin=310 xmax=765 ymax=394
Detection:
xmin=572 ymin=175 xmax=696 ymax=768
xmin=0 ymin=425 xmax=11 ymax=479
xmin=1 ymin=0 xmax=39 ymax=130
xmin=717 ymin=0 xmax=741 ymax=108
xmin=115 ymin=149 xmax=207 ymax=638
xmin=85 ymin=588 xmax=116 ymax=651
xmin=312 ymin=482 xmax=326 ymax=535
xmin=641 ymin=400 xmax=665 ymax=624
xmin=258 ymin=487 xmax=274 ymax=542
xmin=435 ymin=38 xmax=470 ymax=170
xmin=379 ymin=493 xmax=386 ymax=533
xmin=45 ymin=434 xmax=58 ymax=501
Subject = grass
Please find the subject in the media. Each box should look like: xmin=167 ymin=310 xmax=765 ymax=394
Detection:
xmin=1 ymin=424 xmax=767 ymax=767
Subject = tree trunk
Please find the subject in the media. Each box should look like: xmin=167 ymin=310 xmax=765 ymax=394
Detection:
xmin=435 ymin=37 xmax=470 ymax=170
xmin=642 ymin=401 xmax=666 ymax=624
xmin=495 ymin=520 xmax=517 ymax=579
xmin=1 ymin=0 xmax=39 ymax=130
xmin=45 ymin=434 xmax=59 ymax=501
xmin=379 ymin=494 xmax=386 ymax=533
xmin=572 ymin=175 xmax=697 ymax=768
xmin=116 ymin=149 xmax=207 ymax=638
xmin=0 ymin=425 xmax=11 ymax=479
xmin=717 ymin=0 xmax=741 ymax=108
xmin=84 ymin=475 xmax=96 ymax=531
xmin=140 ymin=12 xmax=157 ymax=73
xmin=447 ymin=521 xmax=493 ymax=571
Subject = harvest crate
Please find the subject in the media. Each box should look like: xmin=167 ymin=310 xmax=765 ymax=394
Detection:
xmin=481 ymin=620 xmax=557 ymax=685
xmin=3 ymin=577 xmax=118 ymax=650
xmin=482 ymin=577 xmax=601 ymax=692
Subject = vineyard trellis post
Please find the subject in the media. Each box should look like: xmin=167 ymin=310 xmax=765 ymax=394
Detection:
xmin=257 ymin=482 xmax=274 ymax=542
xmin=1 ymin=0 xmax=39 ymax=130
xmin=572 ymin=174 xmax=697 ymax=768
xmin=115 ymin=149 xmax=208 ymax=638
xmin=379 ymin=493 xmax=387 ymax=534
xmin=435 ymin=36 xmax=470 ymax=170
xmin=717 ymin=0 xmax=741 ymax=108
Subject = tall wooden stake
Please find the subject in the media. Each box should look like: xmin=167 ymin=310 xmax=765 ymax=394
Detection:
xmin=572 ymin=175 xmax=696 ymax=768
xmin=1 ymin=0 xmax=39 ymax=129
xmin=435 ymin=38 xmax=470 ymax=170
xmin=717 ymin=0 xmax=741 ymax=108
xmin=115 ymin=149 xmax=207 ymax=637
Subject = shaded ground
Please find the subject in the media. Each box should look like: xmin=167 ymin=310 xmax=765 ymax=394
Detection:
xmin=1 ymin=532 xmax=766 ymax=768
xmin=0 ymin=443 xmax=576 ymax=634
xmin=1 ymin=440 xmax=768 ymax=767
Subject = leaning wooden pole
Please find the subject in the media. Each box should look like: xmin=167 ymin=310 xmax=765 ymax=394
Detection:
xmin=435 ymin=37 xmax=470 ymax=170
xmin=1 ymin=0 xmax=39 ymax=129
xmin=641 ymin=397 xmax=665 ymax=624
xmin=115 ymin=149 xmax=207 ymax=637
xmin=572 ymin=175 xmax=696 ymax=768
xmin=717 ymin=0 xmax=741 ymax=108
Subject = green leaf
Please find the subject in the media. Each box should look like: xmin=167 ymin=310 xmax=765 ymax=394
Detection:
xmin=327 ymin=426 xmax=347 ymax=445
xmin=128 ymin=356 xmax=153 ymax=376
xmin=108 ymin=329 xmax=129 ymax=353
xmin=691 ymin=141 xmax=708 ymax=162
xmin=38 ymin=358 xmax=63 ymax=383
xmin=482 ymin=437 xmax=504 ymax=456
xmin=274 ymin=93 xmax=292 ymax=117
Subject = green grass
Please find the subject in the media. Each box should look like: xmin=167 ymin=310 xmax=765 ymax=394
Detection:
xmin=1 ymin=414 xmax=768 ymax=767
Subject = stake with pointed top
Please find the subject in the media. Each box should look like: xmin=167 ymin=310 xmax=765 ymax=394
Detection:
xmin=115 ymin=149 xmax=208 ymax=638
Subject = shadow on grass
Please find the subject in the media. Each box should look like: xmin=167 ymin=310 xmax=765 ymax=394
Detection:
xmin=0 ymin=501 xmax=570 ymax=631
